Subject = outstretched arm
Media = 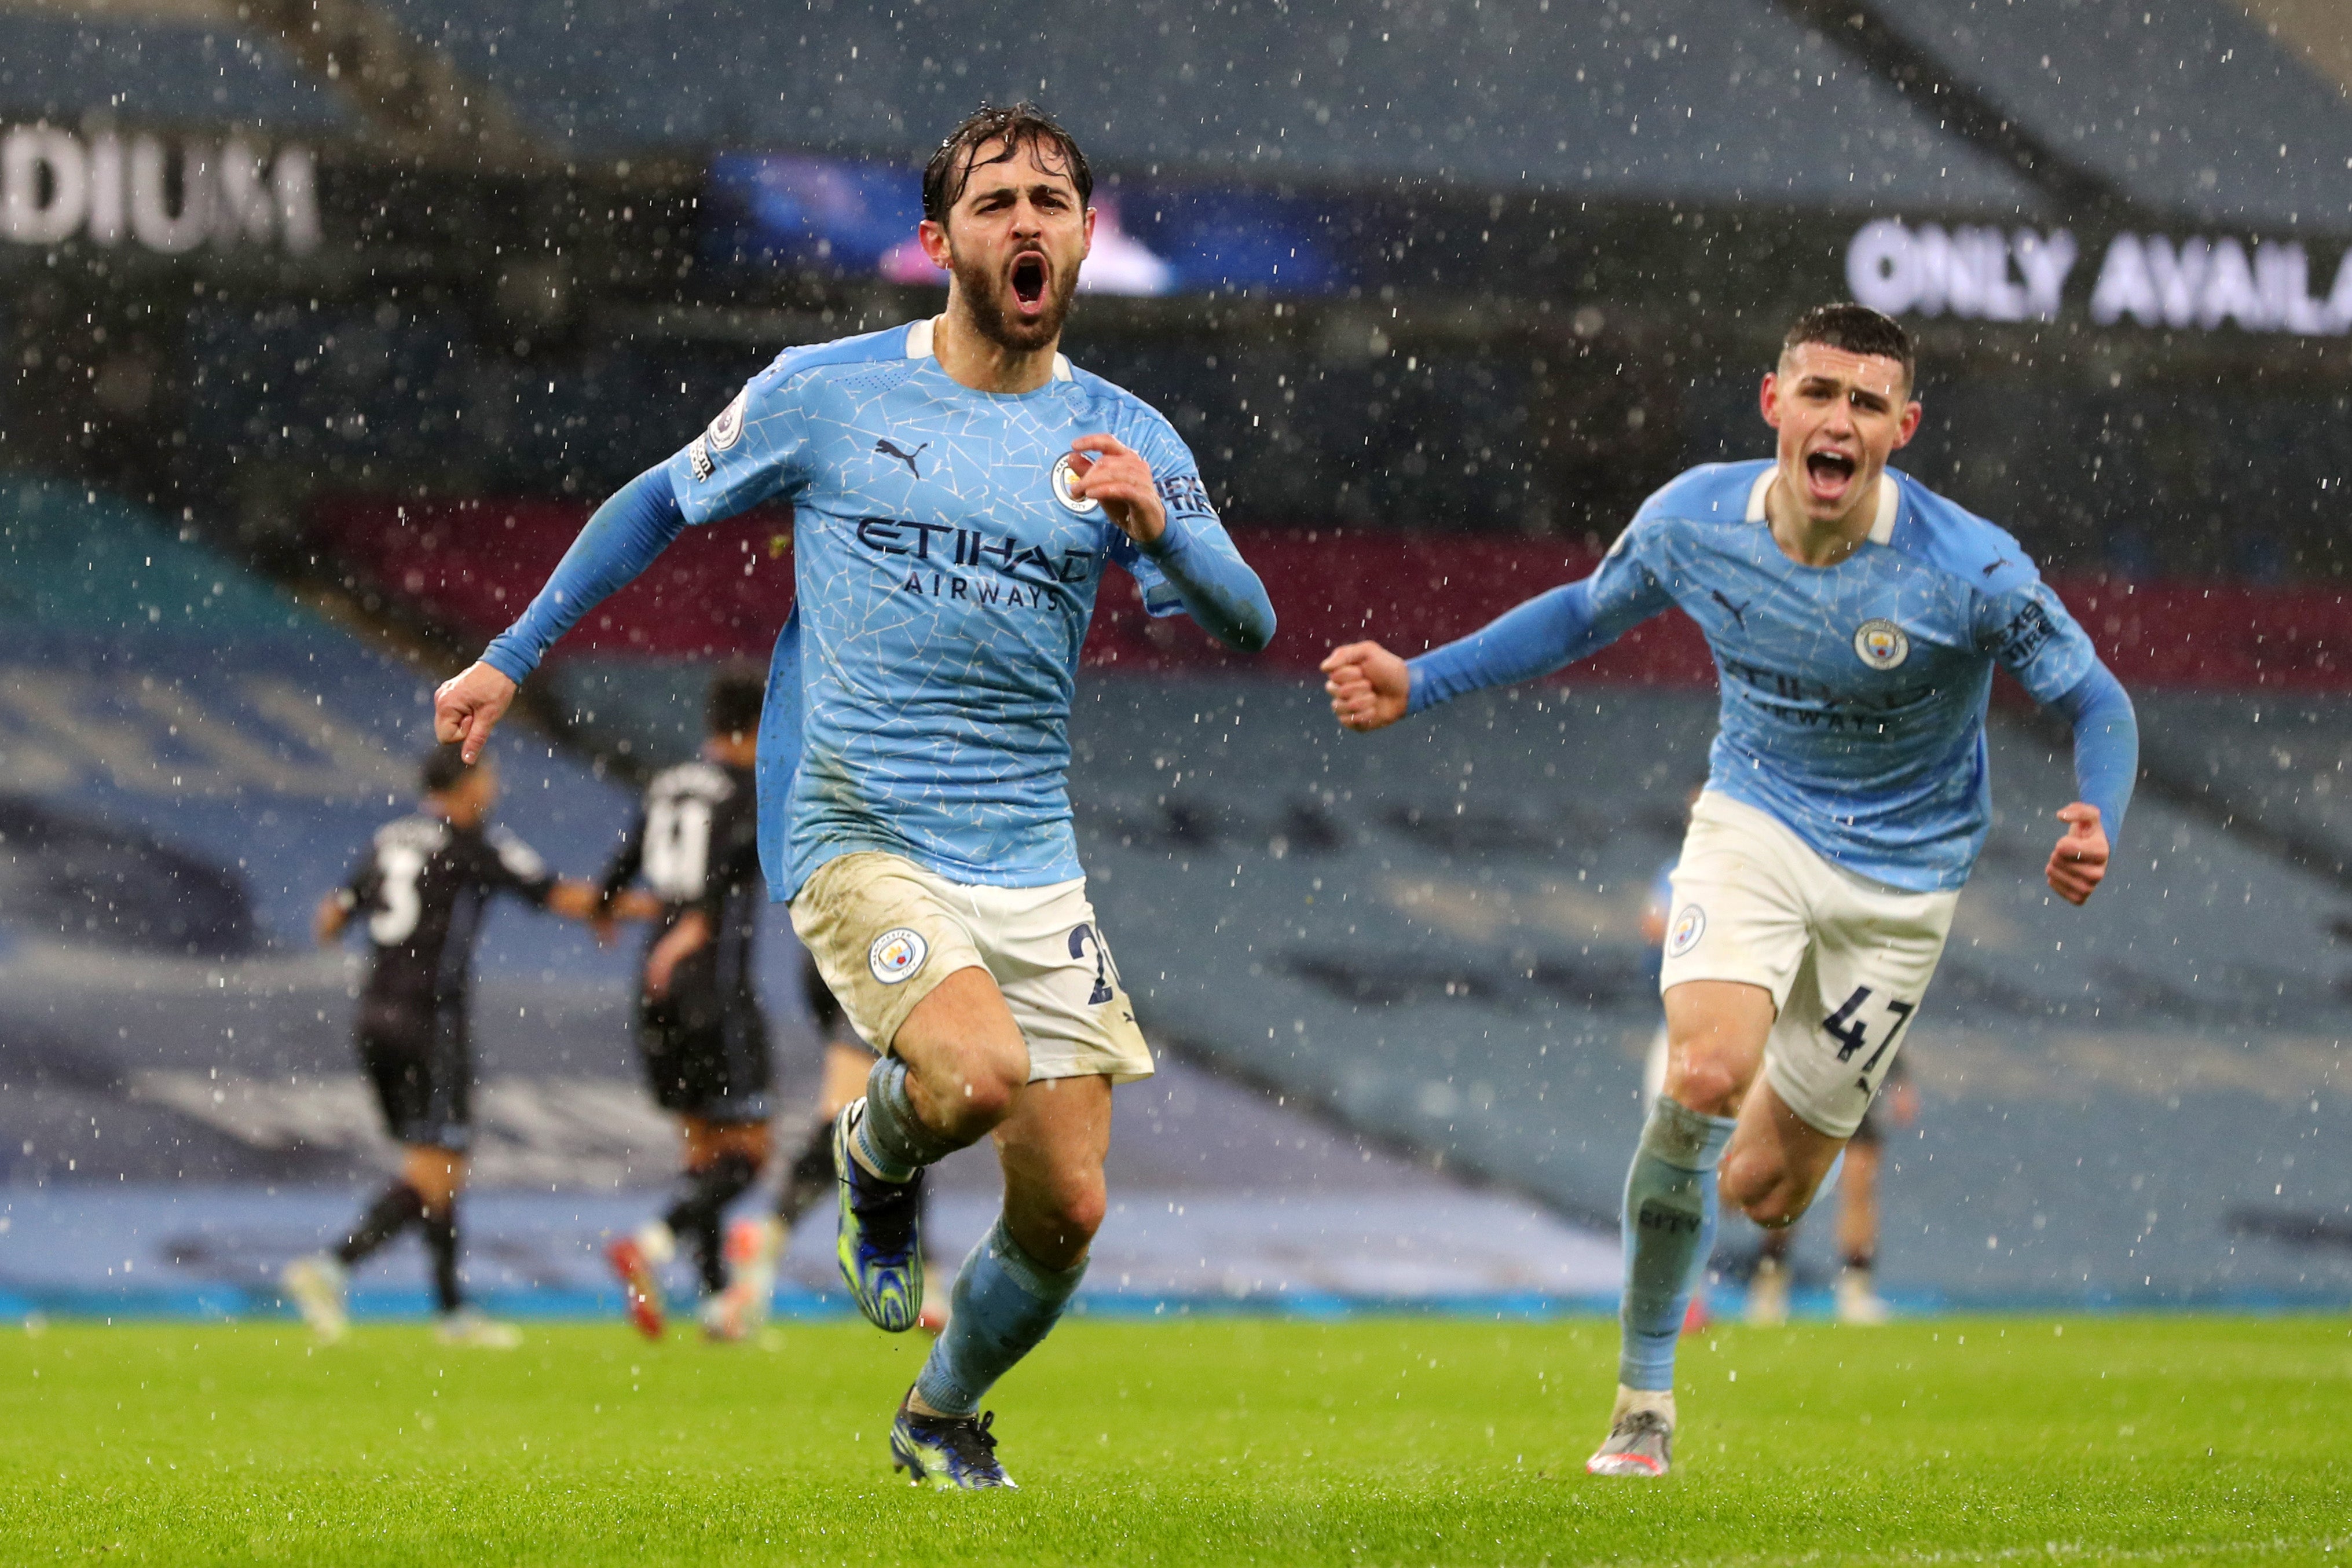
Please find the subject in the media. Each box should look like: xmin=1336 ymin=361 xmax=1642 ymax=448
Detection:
xmin=2041 ymin=661 xmax=2138 ymax=906
xmin=435 ymin=465 xmax=690 ymax=761
xmin=1324 ymin=575 xmax=1638 ymax=732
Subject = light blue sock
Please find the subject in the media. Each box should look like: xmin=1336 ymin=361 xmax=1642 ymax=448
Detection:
xmin=911 ymin=1216 xmax=1086 ymax=1416
xmin=1618 ymin=1096 xmax=1738 ymax=1391
xmin=853 ymin=1056 xmax=959 ymax=1183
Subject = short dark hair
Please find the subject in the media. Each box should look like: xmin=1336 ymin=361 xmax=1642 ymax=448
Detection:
xmin=921 ymin=102 xmax=1093 ymax=226
xmin=706 ymin=662 xmax=765 ymax=739
xmin=1782 ymin=302 xmax=1916 ymax=390
xmin=420 ymin=742 xmax=476 ymax=795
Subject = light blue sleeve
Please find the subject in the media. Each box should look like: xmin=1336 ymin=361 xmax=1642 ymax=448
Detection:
xmin=2046 ymin=662 xmax=2138 ymax=845
xmin=1405 ymin=519 xmax=1677 ymax=713
xmin=1107 ymin=420 xmax=1275 ymax=653
xmin=664 ymin=365 xmax=815 ymax=525
xmin=481 ymin=465 xmax=687 ymax=684
xmin=1975 ymin=575 xmax=2134 ymax=843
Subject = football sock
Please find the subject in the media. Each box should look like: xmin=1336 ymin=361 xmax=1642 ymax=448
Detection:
xmin=633 ymin=1221 xmax=678 ymax=1266
xmin=1758 ymin=1225 xmax=1794 ymax=1265
xmin=851 ymin=1056 xmax=959 ymax=1183
xmin=335 ymin=1181 xmax=426 ymax=1267
xmin=776 ymin=1123 xmax=835 ymax=1228
xmin=1842 ymin=1248 xmax=1875 ymax=1273
xmin=662 ymin=1151 xmax=760 ymax=1295
xmin=422 ymin=1206 xmax=463 ymax=1314
xmin=911 ymin=1215 xmax=1085 ymax=1417
xmin=1617 ymin=1096 xmax=1737 ymax=1393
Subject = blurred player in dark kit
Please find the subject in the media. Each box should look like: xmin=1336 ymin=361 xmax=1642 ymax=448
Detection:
xmin=598 ymin=666 xmax=777 ymax=1340
xmin=285 ymin=743 xmax=603 ymax=1345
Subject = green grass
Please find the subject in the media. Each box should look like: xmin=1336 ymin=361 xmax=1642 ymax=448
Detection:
xmin=2 ymin=1316 xmax=2346 ymax=1565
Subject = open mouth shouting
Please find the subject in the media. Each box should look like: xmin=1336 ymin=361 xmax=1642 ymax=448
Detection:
xmin=1803 ymin=446 xmax=1859 ymax=506
xmin=1009 ymin=250 xmax=1050 ymax=318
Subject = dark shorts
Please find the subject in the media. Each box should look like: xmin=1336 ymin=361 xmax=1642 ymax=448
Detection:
xmin=357 ymin=997 xmax=472 ymax=1152
xmin=636 ymin=981 xmax=772 ymax=1123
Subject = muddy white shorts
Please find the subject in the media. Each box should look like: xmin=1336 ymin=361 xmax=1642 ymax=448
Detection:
xmin=1658 ymin=792 xmax=1958 ymax=1138
xmin=789 ymin=851 xmax=1154 ymax=1084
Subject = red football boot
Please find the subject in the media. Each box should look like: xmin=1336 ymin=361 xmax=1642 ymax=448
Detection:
xmin=607 ymin=1236 xmax=666 ymax=1340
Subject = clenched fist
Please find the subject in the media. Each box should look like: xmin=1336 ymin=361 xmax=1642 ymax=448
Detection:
xmin=1320 ymin=640 xmax=1411 ymax=733
xmin=2045 ymin=803 xmax=2109 ymax=905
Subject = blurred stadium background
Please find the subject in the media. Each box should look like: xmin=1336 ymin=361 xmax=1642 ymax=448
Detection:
xmin=2 ymin=0 xmax=2349 ymax=1322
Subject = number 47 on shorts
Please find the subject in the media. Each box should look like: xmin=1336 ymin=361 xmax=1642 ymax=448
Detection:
xmin=1822 ymin=986 xmax=1915 ymax=1091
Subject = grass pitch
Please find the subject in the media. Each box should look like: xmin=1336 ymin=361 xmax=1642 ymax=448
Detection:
xmin=3 ymin=1315 xmax=2345 ymax=1565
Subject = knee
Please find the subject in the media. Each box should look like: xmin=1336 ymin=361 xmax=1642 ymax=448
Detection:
xmin=1663 ymin=1056 xmax=1742 ymax=1118
xmin=930 ymin=1042 xmax=1028 ymax=1134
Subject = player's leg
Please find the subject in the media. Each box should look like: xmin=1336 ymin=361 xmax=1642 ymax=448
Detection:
xmin=824 ymin=969 xmax=1026 ymax=1331
xmin=1589 ymin=977 xmax=1769 ymax=1478
xmin=1746 ymin=1219 xmax=1796 ymax=1327
xmin=286 ymin=1014 xmax=428 ymax=1340
xmin=1833 ymin=1114 xmax=1889 ymax=1324
xmin=413 ymin=1010 xmax=516 ymax=1347
xmin=893 ymin=1072 xmax=1111 ymax=1490
xmin=790 ymin=855 xmax=1025 ymax=1332
xmin=611 ymin=995 xmax=691 ymax=1336
xmin=1741 ymin=858 xmax=1955 ymax=1332
xmin=1593 ymin=792 xmax=1813 ymax=1478
xmin=890 ymin=876 xmax=1147 ymax=1488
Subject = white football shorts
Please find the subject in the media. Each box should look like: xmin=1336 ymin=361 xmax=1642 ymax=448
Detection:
xmin=1658 ymin=791 xmax=1958 ymax=1138
xmin=789 ymin=850 xmax=1153 ymax=1084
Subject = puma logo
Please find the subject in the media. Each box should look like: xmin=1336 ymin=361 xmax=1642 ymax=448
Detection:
xmin=1711 ymin=589 xmax=1749 ymax=628
xmin=1982 ymin=557 xmax=2011 ymax=577
xmin=874 ymin=438 xmax=930 ymax=478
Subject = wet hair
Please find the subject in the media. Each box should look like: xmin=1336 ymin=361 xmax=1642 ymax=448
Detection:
xmin=1782 ymin=302 xmax=1916 ymax=390
xmin=921 ymin=101 xmax=1093 ymax=226
xmin=706 ymin=662 xmax=765 ymax=739
xmin=420 ymin=742 xmax=477 ymax=795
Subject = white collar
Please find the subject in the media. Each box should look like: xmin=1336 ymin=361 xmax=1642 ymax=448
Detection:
xmin=904 ymin=316 xmax=1072 ymax=382
xmin=1746 ymin=467 xmax=1898 ymax=546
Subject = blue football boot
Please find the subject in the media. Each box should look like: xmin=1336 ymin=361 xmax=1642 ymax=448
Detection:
xmin=890 ymin=1391 xmax=1016 ymax=1489
xmin=833 ymin=1098 xmax=927 ymax=1332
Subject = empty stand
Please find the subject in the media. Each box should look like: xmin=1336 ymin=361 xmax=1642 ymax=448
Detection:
xmin=0 ymin=10 xmax=346 ymax=131
xmin=372 ymin=0 xmax=2036 ymax=208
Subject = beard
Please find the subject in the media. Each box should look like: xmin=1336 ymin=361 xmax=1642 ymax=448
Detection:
xmin=950 ymin=243 xmax=1080 ymax=354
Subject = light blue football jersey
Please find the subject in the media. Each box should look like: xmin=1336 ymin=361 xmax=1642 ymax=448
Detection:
xmin=664 ymin=318 xmax=1251 ymax=901
xmin=1587 ymin=460 xmax=2097 ymax=892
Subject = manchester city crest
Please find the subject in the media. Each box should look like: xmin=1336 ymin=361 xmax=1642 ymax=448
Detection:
xmin=1050 ymin=453 xmax=1102 ymax=514
xmin=867 ymin=927 xmax=929 ymax=986
xmin=1666 ymin=904 xmax=1706 ymax=958
xmin=1852 ymin=618 xmax=1910 ymax=670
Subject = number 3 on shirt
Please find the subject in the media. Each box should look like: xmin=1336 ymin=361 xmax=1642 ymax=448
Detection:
xmin=369 ymin=844 xmax=427 ymax=944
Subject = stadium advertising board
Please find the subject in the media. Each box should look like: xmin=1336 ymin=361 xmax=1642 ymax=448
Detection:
xmin=704 ymin=151 xmax=1341 ymax=295
xmin=1848 ymin=218 xmax=2352 ymax=335
xmin=0 ymin=125 xmax=319 ymax=255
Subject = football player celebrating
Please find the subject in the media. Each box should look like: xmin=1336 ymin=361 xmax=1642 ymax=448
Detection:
xmin=285 ymin=745 xmax=606 ymax=1346
xmin=1321 ymin=303 xmax=2136 ymax=1478
xmin=430 ymin=103 xmax=1273 ymax=1486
